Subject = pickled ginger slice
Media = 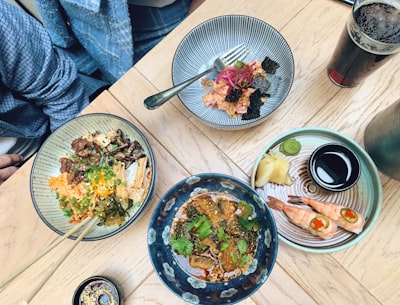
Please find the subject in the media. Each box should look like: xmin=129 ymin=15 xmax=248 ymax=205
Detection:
xmin=255 ymin=151 xmax=293 ymax=187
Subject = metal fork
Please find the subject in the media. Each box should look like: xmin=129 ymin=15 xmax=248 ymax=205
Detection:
xmin=144 ymin=43 xmax=249 ymax=110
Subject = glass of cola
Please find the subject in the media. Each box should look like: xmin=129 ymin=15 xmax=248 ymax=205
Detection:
xmin=327 ymin=0 xmax=400 ymax=87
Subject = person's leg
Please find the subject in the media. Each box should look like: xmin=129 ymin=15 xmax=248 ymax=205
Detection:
xmin=129 ymin=0 xmax=192 ymax=63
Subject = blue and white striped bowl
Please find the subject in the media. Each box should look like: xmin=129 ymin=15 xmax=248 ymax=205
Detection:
xmin=172 ymin=15 xmax=295 ymax=130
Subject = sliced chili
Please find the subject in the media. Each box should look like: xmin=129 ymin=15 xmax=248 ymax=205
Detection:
xmin=340 ymin=208 xmax=358 ymax=223
xmin=310 ymin=215 xmax=330 ymax=232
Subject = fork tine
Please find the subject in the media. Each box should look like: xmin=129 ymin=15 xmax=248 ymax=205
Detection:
xmin=222 ymin=43 xmax=245 ymax=57
xmin=225 ymin=48 xmax=248 ymax=65
xmin=223 ymin=44 xmax=249 ymax=66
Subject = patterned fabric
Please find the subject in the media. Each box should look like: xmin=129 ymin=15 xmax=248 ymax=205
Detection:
xmin=34 ymin=0 xmax=191 ymax=82
xmin=127 ymin=0 xmax=176 ymax=7
xmin=0 ymin=0 xmax=94 ymax=138
xmin=129 ymin=0 xmax=191 ymax=62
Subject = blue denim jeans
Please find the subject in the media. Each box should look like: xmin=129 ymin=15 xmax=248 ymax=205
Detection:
xmin=35 ymin=0 xmax=192 ymax=82
xmin=129 ymin=0 xmax=192 ymax=62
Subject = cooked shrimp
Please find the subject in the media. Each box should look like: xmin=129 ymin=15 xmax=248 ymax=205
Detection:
xmin=287 ymin=195 xmax=365 ymax=234
xmin=267 ymin=196 xmax=337 ymax=239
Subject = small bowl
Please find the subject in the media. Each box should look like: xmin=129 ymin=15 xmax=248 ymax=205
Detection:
xmin=72 ymin=276 xmax=123 ymax=305
xmin=147 ymin=173 xmax=278 ymax=305
xmin=308 ymin=143 xmax=361 ymax=192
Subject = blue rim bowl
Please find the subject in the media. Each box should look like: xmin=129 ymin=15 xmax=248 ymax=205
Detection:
xmin=148 ymin=173 xmax=278 ymax=305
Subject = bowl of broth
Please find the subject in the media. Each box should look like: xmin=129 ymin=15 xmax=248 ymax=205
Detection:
xmin=147 ymin=173 xmax=278 ymax=305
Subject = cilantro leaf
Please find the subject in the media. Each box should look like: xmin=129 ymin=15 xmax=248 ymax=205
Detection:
xmin=238 ymin=217 xmax=260 ymax=231
xmin=237 ymin=239 xmax=248 ymax=255
xmin=217 ymin=227 xmax=230 ymax=242
xmin=170 ymin=236 xmax=194 ymax=257
xmin=188 ymin=215 xmax=212 ymax=240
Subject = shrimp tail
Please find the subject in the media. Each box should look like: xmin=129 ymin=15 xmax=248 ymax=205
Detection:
xmin=267 ymin=196 xmax=285 ymax=211
xmin=287 ymin=195 xmax=306 ymax=205
xmin=288 ymin=195 xmax=338 ymax=216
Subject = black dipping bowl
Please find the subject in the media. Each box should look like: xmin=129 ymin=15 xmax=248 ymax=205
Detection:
xmin=72 ymin=276 xmax=123 ymax=305
xmin=308 ymin=143 xmax=361 ymax=192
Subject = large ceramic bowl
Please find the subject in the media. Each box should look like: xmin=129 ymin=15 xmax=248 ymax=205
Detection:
xmin=172 ymin=14 xmax=295 ymax=130
xmin=30 ymin=113 xmax=156 ymax=241
xmin=148 ymin=173 xmax=278 ymax=305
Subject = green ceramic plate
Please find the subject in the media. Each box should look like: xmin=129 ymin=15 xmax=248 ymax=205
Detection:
xmin=250 ymin=127 xmax=382 ymax=253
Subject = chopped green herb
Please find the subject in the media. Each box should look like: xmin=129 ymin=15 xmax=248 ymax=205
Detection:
xmin=63 ymin=208 xmax=74 ymax=217
xmin=217 ymin=227 xmax=230 ymax=242
xmin=170 ymin=235 xmax=194 ymax=257
xmin=188 ymin=215 xmax=212 ymax=240
xmin=237 ymin=239 xmax=248 ymax=255
xmin=237 ymin=200 xmax=252 ymax=219
xmin=220 ymin=241 xmax=230 ymax=252
xmin=234 ymin=60 xmax=245 ymax=69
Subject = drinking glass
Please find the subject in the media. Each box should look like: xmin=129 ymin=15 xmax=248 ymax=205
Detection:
xmin=327 ymin=0 xmax=400 ymax=88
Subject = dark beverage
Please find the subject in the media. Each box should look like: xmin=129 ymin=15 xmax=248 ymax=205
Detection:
xmin=328 ymin=2 xmax=400 ymax=87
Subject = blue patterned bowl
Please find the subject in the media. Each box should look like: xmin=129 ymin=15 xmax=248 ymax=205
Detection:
xmin=30 ymin=113 xmax=156 ymax=241
xmin=172 ymin=15 xmax=295 ymax=130
xmin=148 ymin=173 xmax=278 ymax=305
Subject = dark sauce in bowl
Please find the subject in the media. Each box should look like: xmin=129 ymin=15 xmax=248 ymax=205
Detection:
xmin=308 ymin=144 xmax=360 ymax=192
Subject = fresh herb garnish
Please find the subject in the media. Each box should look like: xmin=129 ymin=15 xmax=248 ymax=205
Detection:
xmin=231 ymin=239 xmax=252 ymax=268
xmin=188 ymin=215 xmax=212 ymax=240
xmin=170 ymin=235 xmax=194 ymax=257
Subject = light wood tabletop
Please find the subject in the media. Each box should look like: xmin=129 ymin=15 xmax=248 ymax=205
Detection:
xmin=1 ymin=0 xmax=400 ymax=304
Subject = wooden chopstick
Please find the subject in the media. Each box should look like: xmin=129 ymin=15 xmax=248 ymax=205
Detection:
xmin=0 ymin=216 xmax=94 ymax=289
xmin=22 ymin=216 xmax=98 ymax=305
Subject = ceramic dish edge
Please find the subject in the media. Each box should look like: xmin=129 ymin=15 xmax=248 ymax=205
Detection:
xmin=250 ymin=127 xmax=382 ymax=253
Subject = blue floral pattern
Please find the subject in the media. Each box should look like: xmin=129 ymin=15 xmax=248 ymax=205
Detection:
xmin=148 ymin=173 xmax=278 ymax=305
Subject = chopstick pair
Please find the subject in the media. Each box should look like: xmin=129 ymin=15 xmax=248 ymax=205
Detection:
xmin=0 ymin=216 xmax=98 ymax=304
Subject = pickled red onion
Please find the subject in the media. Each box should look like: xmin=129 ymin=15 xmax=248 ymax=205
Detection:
xmin=216 ymin=63 xmax=254 ymax=93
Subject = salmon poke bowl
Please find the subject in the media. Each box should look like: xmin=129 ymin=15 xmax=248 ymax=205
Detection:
xmin=172 ymin=15 xmax=295 ymax=130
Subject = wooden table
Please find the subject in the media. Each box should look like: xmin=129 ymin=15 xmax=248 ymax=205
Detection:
xmin=1 ymin=0 xmax=400 ymax=304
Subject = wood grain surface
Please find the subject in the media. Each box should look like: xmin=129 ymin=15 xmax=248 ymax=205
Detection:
xmin=1 ymin=1 xmax=400 ymax=304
